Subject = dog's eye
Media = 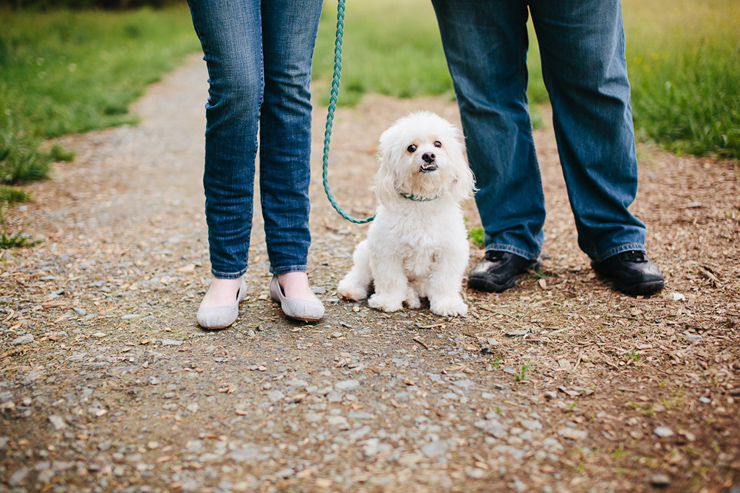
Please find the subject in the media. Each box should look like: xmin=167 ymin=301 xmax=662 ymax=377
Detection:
xmin=434 ymin=141 xmax=442 ymax=148
xmin=407 ymin=144 xmax=417 ymax=153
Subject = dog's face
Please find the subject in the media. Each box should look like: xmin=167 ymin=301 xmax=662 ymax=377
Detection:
xmin=376 ymin=111 xmax=475 ymax=206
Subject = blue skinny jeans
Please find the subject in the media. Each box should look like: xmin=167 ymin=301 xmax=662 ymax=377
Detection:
xmin=431 ymin=0 xmax=647 ymax=262
xmin=187 ymin=0 xmax=323 ymax=278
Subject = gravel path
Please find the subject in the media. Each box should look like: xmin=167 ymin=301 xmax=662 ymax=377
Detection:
xmin=1 ymin=54 xmax=739 ymax=492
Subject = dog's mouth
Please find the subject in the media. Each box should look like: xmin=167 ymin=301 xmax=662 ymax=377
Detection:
xmin=419 ymin=162 xmax=438 ymax=173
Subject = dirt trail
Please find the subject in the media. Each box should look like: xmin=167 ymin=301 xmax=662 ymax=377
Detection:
xmin=1 ymin=54 xmax=739 ymax=492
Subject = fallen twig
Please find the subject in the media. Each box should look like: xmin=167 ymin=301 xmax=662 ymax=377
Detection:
xmin=412 ymin=337 xmax=429 ymax=350
xmin=698 ymin=265 xmax=722 ymax=287
xmin=0 ymin=348 xmax=26 ymax=360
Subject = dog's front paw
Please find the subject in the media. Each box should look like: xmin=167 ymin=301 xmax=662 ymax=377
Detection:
xmin=430 ymin=297 xmax=468 ymax=317
xmin=404 ymin=287 xmax=421 ymax=309
xmin=337 ymin=279 xmax=368 ymax=301
xmin=368 ymin=293 xmax=404 ymax=313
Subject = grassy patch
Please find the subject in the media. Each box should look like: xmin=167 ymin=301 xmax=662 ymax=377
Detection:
xmin=514 ymin=359 xmax=532 ymax=382
xmin=313 ymin=0 xmax=453 ymax=106
xmin=0 ymin=230 xmax=40 ymax=249
xmin=625 ymin=350 xmax=641 ymax=362
xmin=0 ymin=5 xmax=200 ymax=188
xmin=0 ymin=186 xmax=31 ymax=204
xmin=0 ymin=5 xmax=199 ymax=233
xmin=313 ymin=0 xmax=739 ymax=158
xmin=468 ymin=226 xmax=485 ymax=248
xmin=623 ymin=0 xmax=740 ymax=159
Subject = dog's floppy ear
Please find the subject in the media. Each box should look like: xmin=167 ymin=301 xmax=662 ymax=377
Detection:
xmin=375 ymin=126 xmax=403 ymax=207
xmin=375 ymin=154 xmax=401 ymax=207
xmin=448 ymin=134 xmax=476 ymax=202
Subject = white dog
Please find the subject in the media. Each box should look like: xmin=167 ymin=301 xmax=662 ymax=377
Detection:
xmin=337 ymin=112 xmax=475 ymax=317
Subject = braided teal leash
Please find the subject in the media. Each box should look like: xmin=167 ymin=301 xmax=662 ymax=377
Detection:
xmin=322 ymin=0 xmax=375 ymax=224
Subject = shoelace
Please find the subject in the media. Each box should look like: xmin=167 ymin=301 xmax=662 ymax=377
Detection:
xmin=621 ymin=250 xmax=647 ymax=263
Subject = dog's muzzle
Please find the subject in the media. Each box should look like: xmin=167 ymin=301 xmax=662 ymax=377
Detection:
xmin=420 ymin=152 xmax=438 ymax=173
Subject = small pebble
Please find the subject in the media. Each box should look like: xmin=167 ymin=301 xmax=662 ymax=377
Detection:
xmin=668 ymin=292 xmax=686 ymax=301
xmin=48 ymin=415 xmax=66 ymax=431
xmin=326 ymin=415 xmax=350 ymax=430
xmin=558 ymin=428 xmax=587 ymax=441
xmin=466 ymin=467 xmax=487 ymax=479
xmin=334 ymin=379 xmax=360 ymax=392
xmin=267 ymin=391 xmax=285 ymax=403
xmin=684 ymin=333 xmax=703 ymax=342
xmin=161 ymin=339 xmax=183 ymax=346
xmin=421 ymin=440 xmax=449 ymax=458
xmin=9 ymin=467 xmax=29 ymax=488
xmin=654 ymin=426 xmax=674 ymax=439
xmin=649 ymin=473 xmax=671 ymax=486
xmin=11 ymin=334 xmax=34 ymax=346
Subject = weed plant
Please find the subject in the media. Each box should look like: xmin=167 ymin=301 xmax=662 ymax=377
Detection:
xmin=0 ymin=186 xmax=30 ymax=204
xmin=0 ymin=230 xmax=39 ymax=249
xmin=468 ymin=227 xmax=485 ymax=248
xmin=515 ymin=360 xmax=532 ymax=382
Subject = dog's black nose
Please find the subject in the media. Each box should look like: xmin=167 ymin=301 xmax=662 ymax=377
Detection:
xmin=422 ymin=152 xmax=436 ymax=164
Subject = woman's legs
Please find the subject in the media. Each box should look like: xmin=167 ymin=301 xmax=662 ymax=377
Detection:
xmin=188 ymin=0 xmax=263 ymax=309
xmin=189 ymin=0 xmax=324 ymax=310
xmin=188 ymin=0 xmax=262 ymax=279
xmin=259 ymin=0 xmax=323 ymax=300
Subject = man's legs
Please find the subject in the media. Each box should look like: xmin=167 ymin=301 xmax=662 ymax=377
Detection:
xmin=432 ymin=0 xmax=543 ymax=292
xmin=530 ymin=0 xmax=663 ymax=294
xmin=432 ymin=0 xmax=663 ymax=294
xmin=432 ymin=0 xmax=545 ymax=260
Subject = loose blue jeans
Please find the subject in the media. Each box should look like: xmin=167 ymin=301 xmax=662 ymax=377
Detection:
xmin=187 ymin=0 xmax=323 ymax=278
xmin=431 ymin=0 xmax=647 ymax=262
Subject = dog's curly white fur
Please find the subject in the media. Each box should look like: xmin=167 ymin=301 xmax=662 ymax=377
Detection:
xmin=337 ymin=112 xmax=476 ymax=317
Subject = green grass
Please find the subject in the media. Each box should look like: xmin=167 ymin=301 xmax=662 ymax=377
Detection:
xmin=468 ymin=227 xmax=485 ymax=248
xmin=625 ymin=350 xmax=641 ymax=362
xmin=313 ymin=0 xmax=547 ymax=109
xmin=623 ymin=0 xmax=740 ymax=159
xmin=0 ymin=186 xmax=31 ymax=204
xmin=0 ymin=230 xmax=40 ymax=249
xmin=313 ymin=0 xmax=453 ymax=106
xmin=313 ymin=0 xmax=739 ymax=159
xmin=0 ymin=5 xmax=199 ymax=229
xmin=0 ymin=6 xmax=199 ymax=186
xmin=514 ymin=360 xmax=532 ymax=382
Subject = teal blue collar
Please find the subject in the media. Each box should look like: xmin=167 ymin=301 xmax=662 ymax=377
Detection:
xmin=400 ymin=192 xmax=439 ymax=202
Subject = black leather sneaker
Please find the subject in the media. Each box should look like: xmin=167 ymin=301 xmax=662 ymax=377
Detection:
xmin=467 ymin=251 xmax=542 ymax=293
xmin=591 ymin=250 xmax=664 ymax=296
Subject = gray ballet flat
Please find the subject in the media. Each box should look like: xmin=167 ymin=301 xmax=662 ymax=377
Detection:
xmin=269 ymin=275 xmax=324 ymax=322
xmin=196 ymin=277 xmax=248 ymax=329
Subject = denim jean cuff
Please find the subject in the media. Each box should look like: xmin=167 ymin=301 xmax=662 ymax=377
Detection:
xmin=211 ymin=266 xmax=249 ymax=280
xmin=591 ymin=244 xmax=646 ymax=263
xmin=485 ymin=244 xmax=540 ymax=262
xmin=270 ymin=265 xmax=308 ymax=276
